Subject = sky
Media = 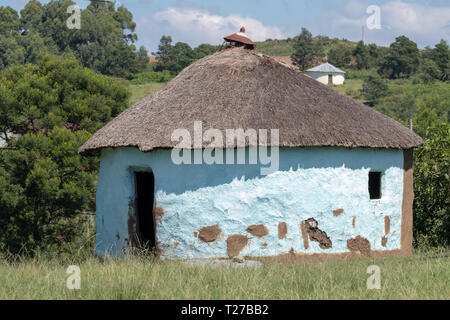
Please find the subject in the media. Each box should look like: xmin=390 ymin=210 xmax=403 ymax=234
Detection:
xmin=3 ymin=0 xmax=450 ymax=51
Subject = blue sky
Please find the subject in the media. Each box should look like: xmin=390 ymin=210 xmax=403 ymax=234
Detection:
xmin=4 ymin=0 xmax=450 ymax=51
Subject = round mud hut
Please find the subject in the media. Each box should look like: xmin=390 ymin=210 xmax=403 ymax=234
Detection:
xmin=79 ymin=46 xmax=423 ymax=261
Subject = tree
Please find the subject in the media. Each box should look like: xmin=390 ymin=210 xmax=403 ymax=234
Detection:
xmin=0 ymin=54 xmax=130 ymax=255
xmin=0 ymin=53 xmax=129 ymax=139
xmin=361 ymin=74 xmax=388 ymax=103
xmin=328 ymin=45 xmax=352 ymax=67
xmin=0 ymin=6 xmax=25 ymax=69
xmin=431 ymin=40 xmax=450 ymax=81
xmin=0 ymin=34 xmax=25 ymax=69
xmin=10 ymin=0 xmax=141 ymax=77
xmin=0 ymin=128 xmax=97 ymax=255
xmin=378 ymin=36 xmax=419 ymax=79
xmin=153 ymin=36 xmax=217 ymax=74
xmin=20 ymin=0 xmax=44 ymax=33
xmin=135 ymin=46 xmax=149 ymax=72
xmin=353 ymin=41 xmax=369 ymax=70
xmin=193 ymin=44 xmax=218 ymax=59
xmin=0 ymin=5 xmax=21 ymax=36
xmin=417 ymin=58 xmax=441 ymax=83
xmin=413 ymin=123 xmax=449 ymax=247
xmin=291 ymin=28 xmax=324 ymax=70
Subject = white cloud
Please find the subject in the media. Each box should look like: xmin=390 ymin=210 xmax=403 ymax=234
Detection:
xmin=154 ymin=7 xmax=286 ymax=44
xmin=331 ymin=0 xmax=450 ymax=46
xmin=381 ymin=1 xmax=450 ymax=36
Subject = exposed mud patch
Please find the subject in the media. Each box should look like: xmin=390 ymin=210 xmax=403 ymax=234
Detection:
xmin=193 ymin=232 xmax=198 ymax=238
xmin=381 ymin=236 xmax=388 ymax=247
xmin=333 ymin=209 xmax=344 ymax=217
xmin=278 ymin=222 xmax=287 ymax=239
xmin=304 ymin=218 xmax=332 ymax=249
xmin=246 ymin=224 xmax=269 ymax=238
xmin=347 ymin=235 xmax=371 ymax=256
xmin=352 ymin=216 xmax=356 ymax=228
xmin=300 ymin=221 xmax=309 ymax=249
xmin=384 ymin=216 xmax=390 ymax=235
xmin=153 ymin=207 xmax=165 ymax=224
xmin=198 ymin=224 xmax=222 ymax=242
xmin=226 ymin=235 xmax=248 ymax=258
xmin=262 ymin=242 xmax=268 ymax=247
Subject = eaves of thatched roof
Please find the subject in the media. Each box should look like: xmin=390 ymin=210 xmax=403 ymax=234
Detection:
xmin=79 ymin=47 xmax=423 ymax=155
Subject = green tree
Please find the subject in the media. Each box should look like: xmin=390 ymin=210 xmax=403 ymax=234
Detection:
xmin=0 ymin=54 xmax=129 ymax=136
xmin=361 ymin=74 xmax=388 ymax=104
xmin=353 ymin=41 xmax=369 ymax=70
xmin=0 ymin=34 xmax=25 ymax=69
xmin=378 ymin=36 xmax=419 ymax=79
xmin=0 ymin=54 xmax=130 ymax=255
xmin=291 ymin=28 xmax=324 ymax=70
xmin=430 ymin=40 xmax=450 ymax=81
xmin=0 ymin=128 xmax=98 ymax=254
xmin=0 ymin=5 xmax=21 ymax=36
xmin=15 ymin=0 xmax=141 ymax=77
xmin=20 ymin=0 xmax=44 ymax=33
xmin=0 ymin=6 xmax=25 ymax=69
xmin=135 ymin=46 xmax=149 ymax=72
xmin=413 ymin=123 xmax=449 ymax=247
xmin=193 ymin=44 xmax=218 ymax=59
xmin=417 ymin=58 xmax=441 ymax=83
xmin=328 ymin=45 xmax=352 ymax=67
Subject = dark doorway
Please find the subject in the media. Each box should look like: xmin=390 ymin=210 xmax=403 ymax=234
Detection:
xmin=369 ymin=171 xmax=382 ymax=200
xmin=328 ymin=74 xmax=333 ymax=85
xmin=134 ymin=172 xmax=156 ymax=252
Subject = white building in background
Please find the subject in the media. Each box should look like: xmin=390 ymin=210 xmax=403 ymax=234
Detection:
xmin=306 ymin=62 xmax=346 ymax=86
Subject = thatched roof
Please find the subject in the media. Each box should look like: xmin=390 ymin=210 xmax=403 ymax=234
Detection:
xmin=79 ymin=47 xmax=423 ymax=155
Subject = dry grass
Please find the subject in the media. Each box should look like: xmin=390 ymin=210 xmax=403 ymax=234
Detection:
xmin=0 ymin=249 xmax=448 ymax=300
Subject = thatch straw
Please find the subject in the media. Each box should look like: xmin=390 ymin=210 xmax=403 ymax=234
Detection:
xmin=79 ymin=47 xmax=423 ymax=155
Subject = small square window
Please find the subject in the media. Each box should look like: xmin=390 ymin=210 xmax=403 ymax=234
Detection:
xmin=369 ymin=172 xmax=382 ymax=200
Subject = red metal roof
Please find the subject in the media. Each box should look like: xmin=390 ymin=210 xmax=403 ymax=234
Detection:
xmin=224 ymin=32 xmax=254 ymax=46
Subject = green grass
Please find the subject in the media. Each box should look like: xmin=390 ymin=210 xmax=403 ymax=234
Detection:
xmin=0 ymin=249 xmax=448 ymax=299
xmin=332 ymin=79 xmax=364 ymax=102
xmin=128 ymin=82 xmax=166 ymax=105
xmin=255 ymin=39 xmax=295 ymax=56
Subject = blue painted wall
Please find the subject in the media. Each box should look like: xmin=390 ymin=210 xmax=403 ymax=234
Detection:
xmin=95 ymin=147 xmax=404 ymax=259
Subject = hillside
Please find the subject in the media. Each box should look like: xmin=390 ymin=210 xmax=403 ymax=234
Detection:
xmin=255 ymin=37 xmax=359 ymax=57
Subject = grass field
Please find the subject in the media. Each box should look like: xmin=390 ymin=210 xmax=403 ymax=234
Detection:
xmin=0 ymin=249 xmax=448 ymax=300
xmin=128 ymin=82 xmax=166 ymax=105
xmin=332 ymin=79 xmax=364 ymax=102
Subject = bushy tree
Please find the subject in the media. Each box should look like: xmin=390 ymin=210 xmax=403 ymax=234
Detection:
xmin=1 ymin=0 xmax=147 ymax=76
xmin=430 ymin=40 xmax=449 ymax=81
xmin=291 ymin=28 xmax=324 ymax=70
xmin=0 ymin=128 xmax=97 ymax=254
xmin=0 ymin=6 xmax=25 ymax=68
xmin=417 ymin=58 xmax=441 ymax=83
xmin=0 ymin=55 xmax=130 ymax=254
xmin=328 ymin=45 xmax=352 ymax=67
xmin=413 ymin=123 xmax=449 ymax=247
xmin=153 ymin=36 xmax=218 ymax=74
xmin=353 ymin=41 xmax=369 ymax=70
xmin=361 ymin=74 xmax=388 ymax=103
xmin=378 ymin=36 xmax=419 ymax=79
xmin=0 ymin=54 xmax=129 ymax=137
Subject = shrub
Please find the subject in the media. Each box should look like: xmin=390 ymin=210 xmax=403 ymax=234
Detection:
xmin=413 ymin=123 xmax=449 ymax=247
